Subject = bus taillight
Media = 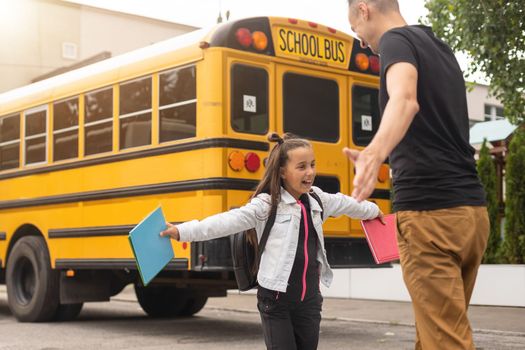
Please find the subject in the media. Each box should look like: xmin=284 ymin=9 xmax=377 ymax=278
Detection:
xmin=355 ymin=53 xmax=369 ymax=71
xmin=245 ymin=152 xmax=260 ymax=172
xmin=378 ymin=164 xmax=389 ymax=183
xmin=229 ymin=150 xmax=245 ymax=171
xmin=308 ymin=22 xmax=318 ymax=28
xmin=235 ymin=28 xmax=252 ymax=48
xmin=369 ymin=55 xmax=380 ymax=74
xmin=252 ymin=31 xmax=268 ymax=51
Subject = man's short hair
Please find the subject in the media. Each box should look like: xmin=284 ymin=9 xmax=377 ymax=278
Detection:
xmin=347 ymin=0 xmax=400 ymax=13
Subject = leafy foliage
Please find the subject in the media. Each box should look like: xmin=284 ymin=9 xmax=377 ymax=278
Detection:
xmin=424 ymin=0 xmax=524 ymax=124
xmin=476 ymin=139 xmax=500 ymax=263
xmin=501 ymin=128 xmax=525 ymax=263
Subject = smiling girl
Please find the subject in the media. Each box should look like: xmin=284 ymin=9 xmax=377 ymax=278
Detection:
xmin=161 ymin=132 xmax=382 ymax=350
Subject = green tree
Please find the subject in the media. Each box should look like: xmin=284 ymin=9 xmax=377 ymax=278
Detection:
xmin=477 ymin=139 xmax=501 ymax=263
xmin=501 ymin=129 xmax=525 ymax=263
xmin=424 ymin=0 xmax=525 ymax=124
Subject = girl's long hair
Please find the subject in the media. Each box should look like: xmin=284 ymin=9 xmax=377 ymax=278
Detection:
xmin=252 ymin=132 xmax=312 ymax=214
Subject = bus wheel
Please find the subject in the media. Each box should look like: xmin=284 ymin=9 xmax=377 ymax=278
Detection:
xmin=180 ymin=296 xmax=208 ymax=316
xmin=6 ymin=236 xmax=60 ymax=322
xmin=134 ymin=284 xmax=189 ymax=318
xmin=53 ymin=303 xmax=83 ymax=322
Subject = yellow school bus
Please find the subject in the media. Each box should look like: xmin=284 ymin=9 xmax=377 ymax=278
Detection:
xmin=0 ymin=17 xmax=390 ymax=322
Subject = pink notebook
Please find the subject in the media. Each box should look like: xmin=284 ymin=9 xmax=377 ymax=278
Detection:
xmin=360 ymin=214 xmax=399 ymax=264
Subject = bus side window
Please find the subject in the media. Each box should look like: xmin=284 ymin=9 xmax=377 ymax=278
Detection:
xmin=352 ymin=85 xmax=380 ymax=146
xmin=231 ymin=64 xmax=268 ymax=135
xmin=85 ymin=87 xmax=113 ymax=156
xmin=119 ymin=76 xmax=152 ymax=150
xmin=53 ymin=97 xmax=79 ymax=161
xmin=159 ymin=66 xmax=197 ymax=143
xmin=24 ymin=107 xmax=47 ymax=165
xmin=0 ymin=113 xmax=20 ymax=170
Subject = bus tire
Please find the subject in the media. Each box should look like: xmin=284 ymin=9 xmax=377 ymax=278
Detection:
xmin=6 ymin=236 xmax=60 ymax=322
xmin=53 ymin=303 xmax=83 ymax=322
xmin=180 ymin=296 xmax=208 ymax=316
xmin=134 ymin=284 xmax=189 ymax=318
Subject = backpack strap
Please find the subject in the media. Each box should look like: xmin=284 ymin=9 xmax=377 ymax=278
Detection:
xmin=309 ymin=191 xmax=324 ymax=220
xmin=255 ymin=205 xmax=277 ymax=269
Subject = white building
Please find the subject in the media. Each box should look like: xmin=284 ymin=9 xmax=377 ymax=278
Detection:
xmin=0 ymin=0 xmax=197 ymax=93
xmin=467 ymin=83 xmax=505 ymax=126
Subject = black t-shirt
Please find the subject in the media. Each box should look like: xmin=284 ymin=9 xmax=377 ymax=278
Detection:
xmin=378 ymin=25 xmax=486 ymax=211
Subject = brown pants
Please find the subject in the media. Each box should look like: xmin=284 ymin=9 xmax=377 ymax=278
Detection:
xmin=397 ymin=206 xmax=489 ymax=350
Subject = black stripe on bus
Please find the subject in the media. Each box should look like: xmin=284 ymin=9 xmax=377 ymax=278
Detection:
xmin=49 ymin=225 xmax=134 ymax=239
xmin=49 ymin=221 xmax=183 ymax=239
xmin=0 ymin=177 xmax=259 ymax=210
xmin=0 ymin=232 xmax=5 ymax=241
xmin=0 ymin=138 xmax=269 ymax=181
xmin=370 ymin=189 xmax=391 ymax=200
xmin=54 ymin=258 xmax=188 ymax=270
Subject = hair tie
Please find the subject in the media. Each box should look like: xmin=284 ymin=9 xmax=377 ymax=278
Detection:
xmin=277 ymin=138 xmax=284 ymax=145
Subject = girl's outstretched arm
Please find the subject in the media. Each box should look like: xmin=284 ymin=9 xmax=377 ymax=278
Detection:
xmin=312 ymin=186 xmax=380 ymax=221
xmin=160 ymin=195 xmax=270 ymax=242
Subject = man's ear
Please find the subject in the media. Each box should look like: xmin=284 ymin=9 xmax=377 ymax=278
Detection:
xmin=358 ymin=2 xmax=369 ymax=20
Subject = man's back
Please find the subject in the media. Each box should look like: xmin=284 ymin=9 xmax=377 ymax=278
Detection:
xmin=378 ymin=25 xmax=486 ymax=211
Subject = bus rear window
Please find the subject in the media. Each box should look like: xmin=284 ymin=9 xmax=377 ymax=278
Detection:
xmin=352 ymin=85 xmax=380 ymax=146
xmin=283 ymin=73 xmax=339 ymax=142
xmin=231 ymin=64 xmax=268 ymax=135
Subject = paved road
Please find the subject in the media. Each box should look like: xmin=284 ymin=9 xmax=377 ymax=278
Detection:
xmin=1 ymin=288 xmax=524 ymax=350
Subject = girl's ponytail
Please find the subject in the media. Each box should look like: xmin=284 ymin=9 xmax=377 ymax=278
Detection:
xmin=268 ymin=132 xmax=284 ymax=145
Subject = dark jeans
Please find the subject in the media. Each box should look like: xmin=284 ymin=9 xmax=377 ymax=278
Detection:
xmin=257 ymin=287 xmax=323 ymax=350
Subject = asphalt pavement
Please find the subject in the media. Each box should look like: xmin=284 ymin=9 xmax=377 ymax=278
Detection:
xmin=114 ymin=286 xmax=525 ymax=335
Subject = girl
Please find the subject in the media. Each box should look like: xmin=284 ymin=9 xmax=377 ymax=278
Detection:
xmin=161 ymin=133 xmax=382 ymax=350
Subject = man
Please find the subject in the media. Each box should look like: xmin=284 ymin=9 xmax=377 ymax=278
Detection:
xmin=344 ymin=1 xmax=489 ymax=349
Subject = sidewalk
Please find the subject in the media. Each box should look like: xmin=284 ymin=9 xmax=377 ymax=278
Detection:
xmin=115 ymin=287 xmax=525 ymax=335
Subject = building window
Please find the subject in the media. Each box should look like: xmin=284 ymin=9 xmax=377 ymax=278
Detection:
xmin=85 ymin=87 xmax=113 ymax=156
xmin=119 ymin=76 xmax=152 ymax=150
xmin=0 ymin=113 xmax=20 ymax=171
xmin=53 ymin=97 xmax=79 ymax=161
xmin=159 ymin=66 xmax=197 ymax=143
xmin=24 ymin=107 xmax=47 ymax=166
xmin=484 ymin=104 xmax=504 ymax=121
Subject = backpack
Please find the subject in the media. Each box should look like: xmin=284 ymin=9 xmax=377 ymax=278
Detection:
xmin=230 ymin=191 xmax=324 ymax=291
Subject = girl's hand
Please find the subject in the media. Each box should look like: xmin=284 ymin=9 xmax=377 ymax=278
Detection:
xmin=377 ymin=211 xmax=386 ymax=225
xmin=160 ymin=222 xmax=180 ymax=240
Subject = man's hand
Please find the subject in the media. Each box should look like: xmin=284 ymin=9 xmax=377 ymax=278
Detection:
xmin=343 ymin=147 xmax=383 ymax=202
xmin=160 ymin=222 xmax=180 ymax=240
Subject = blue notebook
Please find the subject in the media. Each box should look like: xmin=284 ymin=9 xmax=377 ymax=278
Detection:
xmin=128 ymin=206 xmax=174 ymax=286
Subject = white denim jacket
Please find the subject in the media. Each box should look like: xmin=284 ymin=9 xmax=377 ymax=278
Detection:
xmin=177 ymin=186 xmax=379 ymax=292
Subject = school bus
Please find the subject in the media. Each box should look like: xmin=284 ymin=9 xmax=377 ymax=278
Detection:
xmin=0 ymin=17 xmax=390 ymax=322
